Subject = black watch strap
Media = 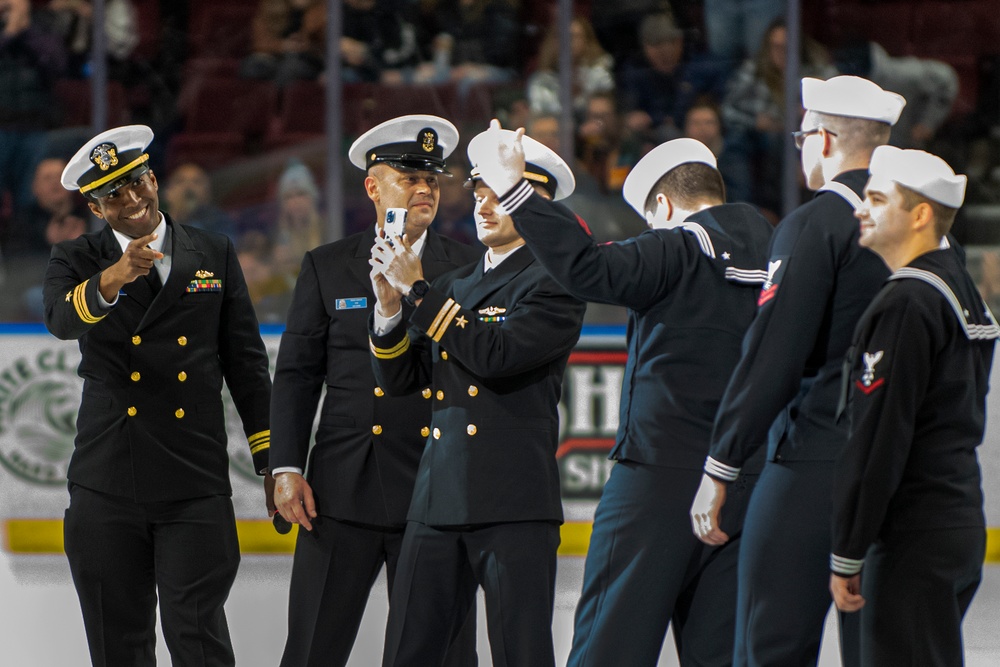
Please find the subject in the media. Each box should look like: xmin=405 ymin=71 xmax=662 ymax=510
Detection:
xmin=404 ymin=279 xmax=430 ymax=306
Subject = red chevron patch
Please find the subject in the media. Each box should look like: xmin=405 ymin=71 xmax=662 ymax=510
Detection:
xmin=855 ymin=378 xmax=885 ymax=395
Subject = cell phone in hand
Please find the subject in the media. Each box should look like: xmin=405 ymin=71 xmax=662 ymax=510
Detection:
xmin=383 ymin=208 xmax=407 ymax=242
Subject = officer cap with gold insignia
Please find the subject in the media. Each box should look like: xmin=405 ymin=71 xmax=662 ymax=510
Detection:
xmin=802 ymin=76 xmax=906 ymax=125
xmin=869 ymin=145 xmax=967 ymax=208
xmin=349 ymin=114 xmax=459 ymax=174
xmin=61 ymin=124 xmax=155 ymax=199
xmin=465 ymin=128 xmax=576 ymax=201
xmin=622 ymin=138 xmax=717 ymax=216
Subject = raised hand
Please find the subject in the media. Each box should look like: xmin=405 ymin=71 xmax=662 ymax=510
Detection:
xmin=99 ymin=232 xmax=164 ymax=302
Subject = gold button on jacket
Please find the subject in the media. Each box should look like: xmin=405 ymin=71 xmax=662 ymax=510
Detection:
xmin=130 ymin=371 xmax=141 ymax=382
xmin=433 ymin=427 xmax=441 ymax=439
xmin=372 ymin=425 xmax=383 ymax=435
xmin=436 ymin=390 xmax=444 ymax=401
xmin=421 ymin=426 xmax=430 ymax=437
xmin=467 ymin=385 xmax=478 ymax=396
xmin=374 ymin=387 xmax=384 ymax=397
xmin=440 ymin=350 xmax=448 ymax=360
xmin=127 ymin=406 xmax=137 ymax=417
xmin=131 ymin=335 xmax=141 ymax=345
xmin=177 ymin=371 xmax=187 ymax=382
xmin=422 ymin=388 xmax=432 ymax=399
xmin=467 ymin=424 xmax=477 ymax=436
xmin=175 ymin=408 xmax=185 ymax=419
xmin=177 ymin=336 xmax=187 ymax=346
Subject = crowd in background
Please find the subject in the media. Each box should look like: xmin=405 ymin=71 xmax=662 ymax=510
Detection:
xmin=2 ymin=0 xmax=1000 ymax=324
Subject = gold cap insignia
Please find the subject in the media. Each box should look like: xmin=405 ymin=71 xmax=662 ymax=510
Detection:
xmin=195 ymin=270 xmax=214 ymax=278
xmin=421 ymin=129 xmax=437 ymax=153
xmin=90 ymin=143 xmax=119 ymax=171
xmin=478 ymin=306 xmax=507 ymax=316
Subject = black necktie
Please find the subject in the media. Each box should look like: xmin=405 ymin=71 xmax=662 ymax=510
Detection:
xmin=145 ymin=267 xmax=162 ymax=295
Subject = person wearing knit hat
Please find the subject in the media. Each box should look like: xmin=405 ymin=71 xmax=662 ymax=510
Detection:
xmin=474 ymin=124 xmax=773 ymax=665
xmin=691 ymin=75 xmax=908 ymax=667
xmin=830 ymin=147 xmax=995 ymax=665
xmin=45 ymin=124 xmax=274 ymax=665
xmin=269 ymin=114 xmax=480 ymax=666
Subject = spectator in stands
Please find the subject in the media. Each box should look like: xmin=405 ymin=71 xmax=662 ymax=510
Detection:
xmin=527 ymin=15 xmax=613 ymax=118
xmin=271 ymin=160 xmax=323 ymax=286
xmin=619 ymin=13 xmax=729 ymax=150
xmin=22 ymin=157 xmax=94 ymax=250
xmin=46 ymin=0 xmax=137 ymax=79
xmin=409 ymin=0 xmax=519 ymax=98
xmin=0 ymin=0 xmax=67 ymax=230
xmin=834 ymin=40 xmax=958 ymax=149
xmin=236 ymin=229 xmax=292 ymax=323
xmin=162 ymin=163 xmax=236 ymax=239
xmin=527 ymin=112 xmax=562 ymax=154
xmin=241 ymin=0 xmax=325 ymax=88
xmin=721 ymin=18 xmax=837 ymax=214
xmin=683 ymin=98 xmax=752 ymax=206
xmin=576 ymin=92 xmax=641 ymax=195
xmin=589 ymin=0 xmax=677 ymax=68
xmin=703 ymin=0 xmax=785 ymax=65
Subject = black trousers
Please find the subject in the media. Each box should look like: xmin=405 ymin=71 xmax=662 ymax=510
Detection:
xmin=63 ymin=484 xmax=240 ymax=667
xmin=383 ymin=520 xmax=561 ymax=667
xmin=734 ymin=460 xmax=861 ymax=667
xmin=280 ymin=515 xmax=477 ymax=667
xmin=568 ymin=461 xmax=757 ymax=667
xmin=860 ymin=526 xmax=985 ymax=666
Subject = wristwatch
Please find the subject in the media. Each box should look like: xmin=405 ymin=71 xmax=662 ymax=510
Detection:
xmin=403 ymin=279 xmax=430 ymax=306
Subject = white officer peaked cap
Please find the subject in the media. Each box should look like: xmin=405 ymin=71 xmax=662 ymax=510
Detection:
xmin=466 ymin=128 xmax=576 ymax=200
xmin=869 ymin=145 xmax=967 ymax=208
xmin=622 ymin=138 xmax=717 ymax=216
xmin=802 ymin=76 xmax=906 ymax=125
xmin=349 ymin=114 xmax=459 ymax=173
xmin=62 ymin=124 xmax=154 ymax=198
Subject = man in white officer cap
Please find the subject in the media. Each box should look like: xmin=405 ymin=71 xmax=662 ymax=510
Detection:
xmin=830 ymin=147 xmax=994 ymax=665
xmin=476 ymin=126 xmax=773 ymax=666
xmin=690 ymin=75 xmax=907 ymax=666
xmin=269 ymin=115 xmax=481 ymax=666
xmin=367 ymin=122 xmax=586 ymax=667
xmin=43 ymin=125 xmax=274 ymax=665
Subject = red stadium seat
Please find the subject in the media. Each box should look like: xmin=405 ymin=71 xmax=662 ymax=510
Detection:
xmin=53 ymin=80 xmax=129 ymax=128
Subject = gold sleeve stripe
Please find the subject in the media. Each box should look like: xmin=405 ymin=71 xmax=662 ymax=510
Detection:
xmin=73 ymin=280 xmax=104 ymax=324
xmin=431 ymin=303 xmax=462 ymax=342
xmin=426 ymin=298 xmax=456 ymax=339
xmin=79 ymin=154 xmax=150 ymax=194
xmin=248 ymin=430 xmax=270 ymax=445
xmin=370 ymin=335 xmax=411 ymax=359
xmin=249 ymin=441 xmax=270 ymax=455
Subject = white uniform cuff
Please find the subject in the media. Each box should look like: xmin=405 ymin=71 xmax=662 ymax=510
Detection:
xmin=704 ymin=456 xmax=741 ymax=482
xmin=373 ymin=307 xmax=403 ymax=336
xmin=831 ymin=554 xmax=865 ymax=576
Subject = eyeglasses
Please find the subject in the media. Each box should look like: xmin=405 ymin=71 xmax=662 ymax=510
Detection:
xmin=791 ymin=126 xmax=838 ymax=150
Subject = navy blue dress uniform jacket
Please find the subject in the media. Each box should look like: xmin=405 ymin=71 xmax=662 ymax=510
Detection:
xmin=270 ymin=226 xmax=482 ymax=527
xmin=832 ymin=249 xmax=998 ymax=564
xmin=707 ymin=170 xmax=891 ymax=475
xmin=504 ymin=189 xmax=773 ymax=469
xmin=42 ymin=216 xmax=271 ymax=502
xmin=370 ymin=247 xmax=586 ymax=526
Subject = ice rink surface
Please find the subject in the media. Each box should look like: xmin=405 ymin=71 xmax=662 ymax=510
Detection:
xmin=3 ymin=549 xmax=998 ymax=666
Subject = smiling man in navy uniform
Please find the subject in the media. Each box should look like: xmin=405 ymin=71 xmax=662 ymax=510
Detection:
xmin=269 ymin=115 xmax=481 ymax=666
xmin=830 ymin=147 xmax=994 ymax=665
xmin=368 ymin=125 xmax=586 ymax=667
xmin=43 ymin=125 xmax=273 ymax=666
xmin=479 ymin=128 xmax=773 ymax=666
xmin=689 ymin=76 xmax=906 ymax=666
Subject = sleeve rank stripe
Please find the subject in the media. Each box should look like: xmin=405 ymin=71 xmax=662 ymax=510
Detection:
xmin=248 ymin=430 xmax=270 ymax=444
xmin=830 ymin=554 xmax=865 ymax=575
xmin=73 ymin=280 xmax=104 ymax=324
xmin=704 ymin=456 xmax=740 ymax=482
xmin=370 ymin=335 xmax=411 ymax=359
xmin=431 ymin=303 xmax=463 ymax=342
xmin=724 ymin=268 xmax=770 ymax=284
xmin=498 ymin=179 xmax=533 ymax=213
xmin=249 ymin=440 xmax=270 ymax=455
xmin=426 ymin=298 xmax=457 ymax=339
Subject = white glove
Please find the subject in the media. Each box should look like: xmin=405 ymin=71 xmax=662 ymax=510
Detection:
xmin=474 ymin=119 xmax=526 ymax=197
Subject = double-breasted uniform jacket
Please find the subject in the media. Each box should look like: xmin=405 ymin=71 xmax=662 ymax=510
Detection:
xmin=370 ymin=246 xmax=586 ymax=526
xmin=832 ymin=249 xmax=999 ymax=569
xmin=705 ymin=170 xmax=891 ymax=477
xmin=42 ymin=215 xmax=271 ymax=502
xmin=270 ymin=225 xmax=482 ymax=527
xmin=502 ymin=183 xmax=774 ymax=469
